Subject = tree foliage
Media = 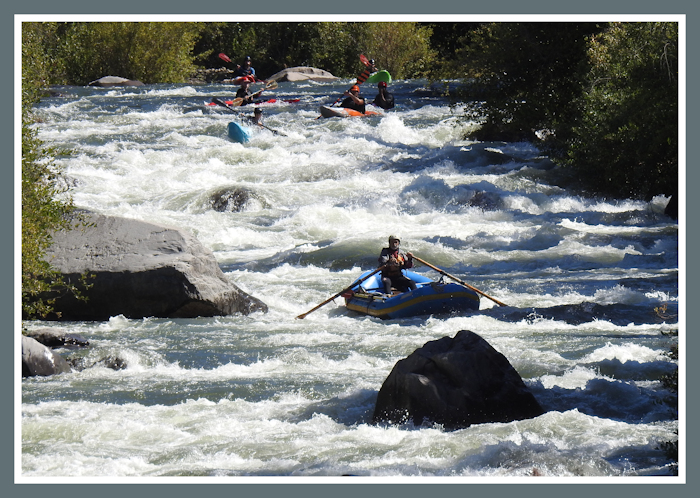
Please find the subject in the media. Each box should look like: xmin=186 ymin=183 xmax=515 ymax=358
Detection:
xmin=21 ymin=23 xmax=81 ymax=318
xmin=195 ymin=22 xmax=435 ymax=80
xmin=458 ymin=22 xmax=602 ymax=143
xmin=458 ymin=21 xmax=678 ymax=200
xmin=55 ymin=22 xmax=204 ymax=84
xmin=564 ymin=22 xmax=678 ymax=199
xmin=355 ymin=22 xmax=436 ymax=79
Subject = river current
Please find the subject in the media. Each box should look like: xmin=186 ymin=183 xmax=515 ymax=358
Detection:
xmin=19 ymin=76 xmax=681 ymax=482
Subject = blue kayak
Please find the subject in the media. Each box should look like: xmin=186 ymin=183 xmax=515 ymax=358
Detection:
xmin=228 ymin=122 xmax=252 ymax=143
xmin=343 ymin=269 xmax=480 ymax=319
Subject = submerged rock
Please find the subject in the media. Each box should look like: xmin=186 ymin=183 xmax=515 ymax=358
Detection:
xmin=209 ymin=186 xmax=269 ymax=212
xmin=373 ymin=330 xmax=544 ymax=429
xmin=34 ymin=212 xmax=267 ymax=321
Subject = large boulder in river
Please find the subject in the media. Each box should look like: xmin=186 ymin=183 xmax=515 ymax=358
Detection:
xmin=88 ymin=76 xmax=144 ymax=87
xmin=22 ymin=336 xmax=72 ymax=377
xmin=373 ymin=330 xmax=544 ymax=429
xmin=36 ymin=212 xmax=268 ymax=321
xmin=266 ymin=66 xmax=338 ymax=83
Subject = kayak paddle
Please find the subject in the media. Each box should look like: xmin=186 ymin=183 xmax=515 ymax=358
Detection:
xmin=316 ymin=55 xmax=376 ymax=119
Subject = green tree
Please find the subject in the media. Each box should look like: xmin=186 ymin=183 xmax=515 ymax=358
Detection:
xmin=419 ymin=22 xmax=483 ymax=78
xmin=564 ymin=22 xmax=678 ymax=200
xmin=21 ymin=23 xmax=81 ymax=318
xmin=458 ymin=22 xmax=602 ymax=143
xmin=355 ymin=22 xmax=437 ymax=79
xmin=212 ymin=22 xmax=365 ymax=79
xmin=57 ymin=22 xmax=204 ymax=84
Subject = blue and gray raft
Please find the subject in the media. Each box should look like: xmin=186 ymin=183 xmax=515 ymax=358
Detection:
xmin=343 ymin=269 xmax=480 ymax=319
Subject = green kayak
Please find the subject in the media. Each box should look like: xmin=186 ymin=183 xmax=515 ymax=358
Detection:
xmin=365 ymin=70 xmax=392 ymax=84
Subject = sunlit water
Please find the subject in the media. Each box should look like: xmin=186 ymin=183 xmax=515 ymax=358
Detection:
xmin=21 ymin=78 xmax=680 ymax=481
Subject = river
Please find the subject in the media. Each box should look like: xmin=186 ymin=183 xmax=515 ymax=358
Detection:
xmin=20 ymin=75 xmax=680 ymax=482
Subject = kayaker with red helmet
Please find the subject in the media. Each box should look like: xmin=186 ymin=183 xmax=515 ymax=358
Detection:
xmin=235 ymin=77 xmax=265 ymax=106
xmin=378 ymin=235 xmax=417 ymax=295
xmin=373 ymin=81 xmax=395 ymax=110
xmin=340 ymin=85 xmax=366 ymax=113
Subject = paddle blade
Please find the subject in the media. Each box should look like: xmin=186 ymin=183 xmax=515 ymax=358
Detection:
xmin=218 ymin=53 xmax=231 ymax=63
xmin=360 ymin=54 xmax=369 ymax=66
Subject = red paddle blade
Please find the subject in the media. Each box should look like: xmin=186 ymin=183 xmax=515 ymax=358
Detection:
xmin=360 ymin=54 xmax=369 ymax=66
xmin=218 ymin=53 xmax=231 ymax=63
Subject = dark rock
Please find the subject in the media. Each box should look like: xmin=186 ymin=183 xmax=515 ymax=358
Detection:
xmin=664 ymin=195 xmax=678 ymax=220
xmin=25 ymin=328 xmax=90 ymax=348
xmin=209 ymin=187 xmax=269 ymax=212
xmin=88 ymin=76 xmax=144 ymax=87
xmin=467 ymin=190 xmax=501 ymax=210
xmin=68 ymin=355 xmax=127 ymax=371
xmin=373 ymin=330 xmax=544 ymax=429
xmin=33 ymin=212 xmax=267 ymax=321
xmin=22 ymin=336 xmax=72 ymax=377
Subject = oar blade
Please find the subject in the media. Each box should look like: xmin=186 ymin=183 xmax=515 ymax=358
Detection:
xmin=218 ymin=53 xmax=231 ymax=63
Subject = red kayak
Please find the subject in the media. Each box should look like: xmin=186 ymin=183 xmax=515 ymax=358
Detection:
xmin=318 ymin=105 xmax=382 ymax=118
xmin=207 ymin=98 xmax=300 ymax=107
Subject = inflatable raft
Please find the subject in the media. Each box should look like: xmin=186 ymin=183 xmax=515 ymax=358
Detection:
xmin=343 ymin=270 xmax=480 ymax=319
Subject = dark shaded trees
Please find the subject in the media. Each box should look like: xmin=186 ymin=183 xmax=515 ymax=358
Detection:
xmin=457 ymin=21 xmax=678 ymax=201
xmin=563 ymin=22 xmax=678 ymax=200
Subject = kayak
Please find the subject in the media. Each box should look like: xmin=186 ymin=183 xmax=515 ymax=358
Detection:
xmin=319 ymin=105 xmax=382 ymax=118
xmin=343 ymin=269 xmax=480 ymax=319
xmin=231 ymin=75 xmax=256 ymax=85
xmin=227 ymin=122 xmax=251 ymax=143
xmin=365 ymin=70 xmax=392 ymax=84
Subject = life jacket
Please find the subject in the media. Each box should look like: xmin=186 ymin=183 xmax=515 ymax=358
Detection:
xmin=384 ymin=249 xmax=406 ymax=275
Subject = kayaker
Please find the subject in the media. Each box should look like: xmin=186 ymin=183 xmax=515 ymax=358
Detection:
xmin=378 ymin=235 xmax=417 ymax=295
xmin=373 ymin=81 xmax=395 ymax=110
xmin=233 ymin=55 xmax=258 ymax=80
xmin=340 ymin=85 xmax=366 ymax=113
xmin=236 ymin=78 xmax=264 ymax=106
xmin=247 ymin=107 xmax=264 ymax=127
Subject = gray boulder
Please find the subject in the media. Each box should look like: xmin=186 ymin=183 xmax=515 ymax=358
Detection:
xmin=373 ymin=330 xmax=544 ymax=429
xmin=37 ymin=212 xmax=267 ymax=321
xmin=88 ymin=76 xmax=144 ymax=87
xmin=266 ymin=66 xmax=338 ymax=83
xmin=22 ymin=336 xmax=72 ymax=377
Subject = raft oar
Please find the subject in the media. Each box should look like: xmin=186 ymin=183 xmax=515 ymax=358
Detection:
xmin=296 ymin=265 xmax=386 ymax=319
xmin=413 ymin=256 xmax=508 ymax=307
